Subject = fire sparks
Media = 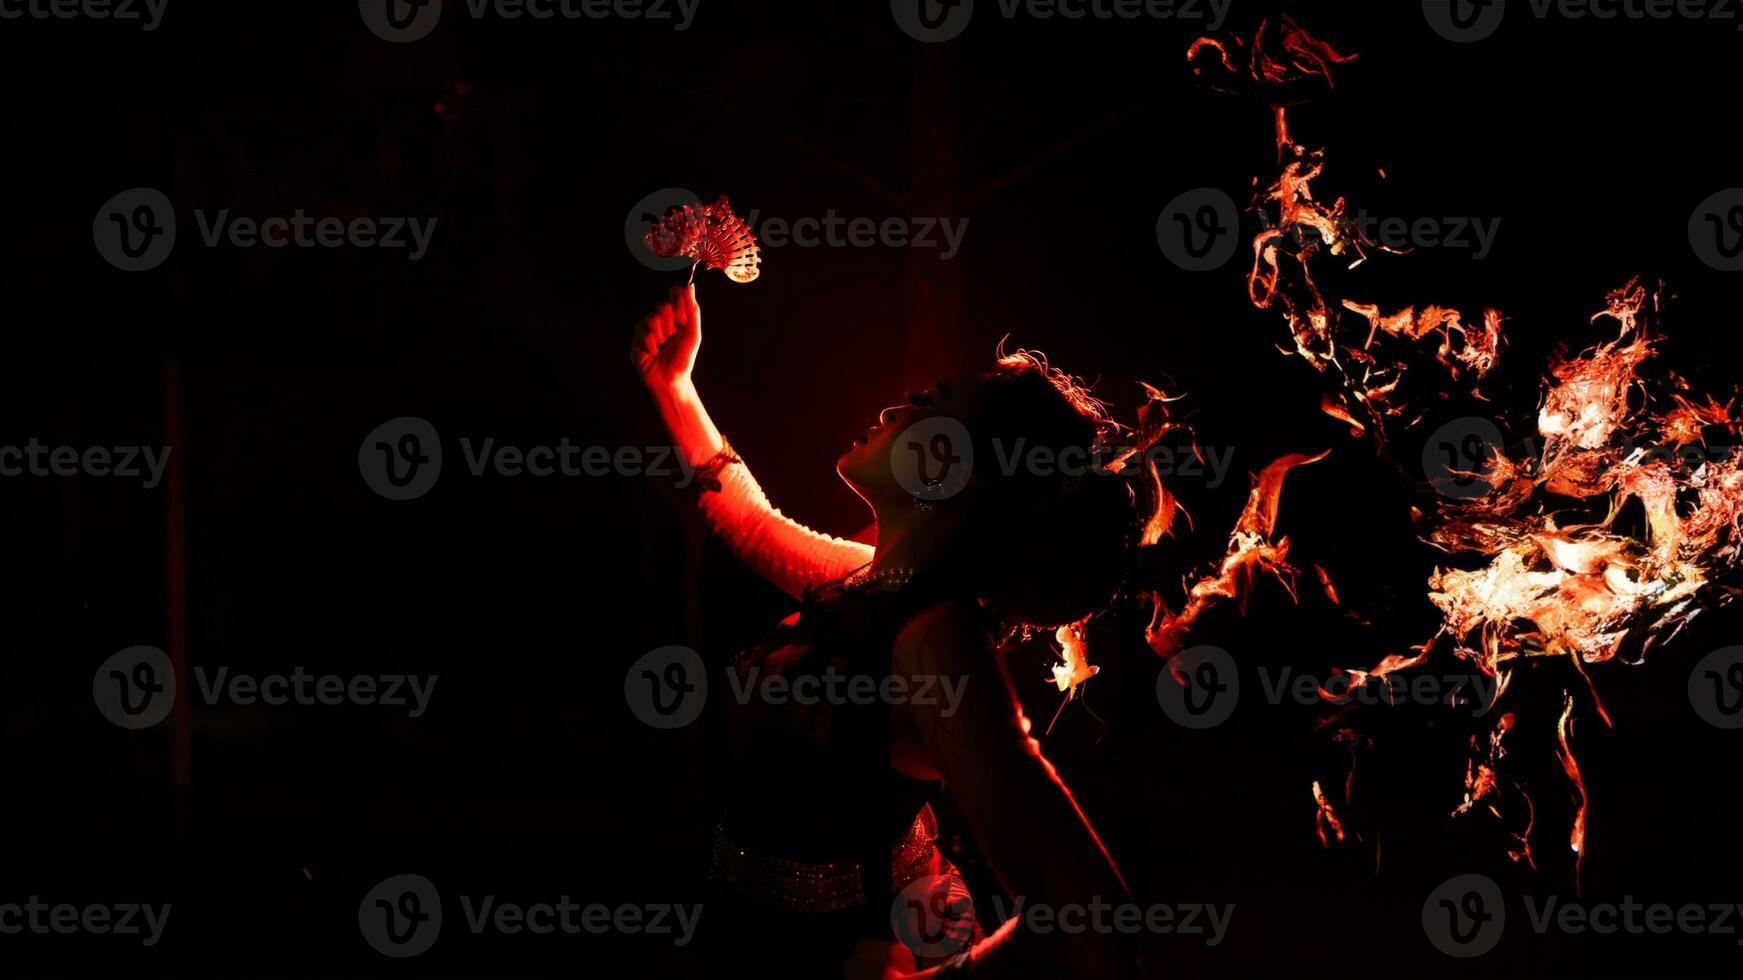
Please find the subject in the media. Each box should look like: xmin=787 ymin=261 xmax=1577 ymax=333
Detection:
xmin=1188 ymin=18 xmax=1743 ymax=876
xmin=1051 ymin=619 xmax=1100 ymax=700
xmin=1145 ymin=451 xmax=1328 ymax=659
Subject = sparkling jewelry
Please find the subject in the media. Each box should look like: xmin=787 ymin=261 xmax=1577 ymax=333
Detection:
xmin=842 ymin=564 xmax=919 ymax=593
xmin=709 ymin=805 xmax=941 ymax=915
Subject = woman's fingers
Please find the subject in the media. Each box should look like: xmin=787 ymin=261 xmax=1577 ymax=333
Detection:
xmin=681 ymin=283 xmax=701 ymax=333
xmin=668 ymin=284 xmax=689 ymax=326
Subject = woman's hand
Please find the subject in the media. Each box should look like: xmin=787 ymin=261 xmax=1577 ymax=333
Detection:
xmin=631 ymin=283 xmax=702 ymax=395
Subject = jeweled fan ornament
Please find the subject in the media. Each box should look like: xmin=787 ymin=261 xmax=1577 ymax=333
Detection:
xmin=644 ymin=195 xmax=761 ymax=284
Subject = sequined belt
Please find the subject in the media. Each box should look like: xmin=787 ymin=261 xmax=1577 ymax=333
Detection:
xmin=710 ymin=804 xmax=942 ymax=915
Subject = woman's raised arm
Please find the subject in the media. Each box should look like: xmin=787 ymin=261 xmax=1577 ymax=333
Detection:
xmin=632 ymin=285 xmax=873 ymax=598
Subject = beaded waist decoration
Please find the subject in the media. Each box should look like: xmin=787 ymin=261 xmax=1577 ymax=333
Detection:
xmin=709 ymin=804 xmax=941 ymax=915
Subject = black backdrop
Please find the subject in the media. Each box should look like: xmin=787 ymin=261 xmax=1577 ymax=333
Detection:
xmin=1 ymin=1 xmax=1739 ymax=976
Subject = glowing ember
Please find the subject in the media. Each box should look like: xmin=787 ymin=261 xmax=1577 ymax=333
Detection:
xmin=1051 ymin=620 xmax=1100 ymax=701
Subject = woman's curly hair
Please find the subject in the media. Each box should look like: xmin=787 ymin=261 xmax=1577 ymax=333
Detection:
xmin=964 ymin=343 xmax=1177 ymax=628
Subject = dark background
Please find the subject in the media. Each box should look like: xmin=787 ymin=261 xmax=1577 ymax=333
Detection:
xmin=1 ymin=0 xmax=1739 ymax=976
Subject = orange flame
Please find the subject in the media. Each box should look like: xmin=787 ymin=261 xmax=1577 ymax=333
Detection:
xmin=1189 ymin=18 xmax=1743 ymax=876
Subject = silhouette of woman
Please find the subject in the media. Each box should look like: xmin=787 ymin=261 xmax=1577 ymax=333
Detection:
xmin=634 ymin=285 xmax=1152 ymax=977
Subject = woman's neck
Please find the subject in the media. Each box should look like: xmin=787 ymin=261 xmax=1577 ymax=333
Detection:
xmin=867 ymin=509 xmax=967 ymax=578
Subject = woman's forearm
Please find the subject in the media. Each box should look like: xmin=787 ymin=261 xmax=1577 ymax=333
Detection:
xmin=649 ymin=379 xmax=726 ymax=469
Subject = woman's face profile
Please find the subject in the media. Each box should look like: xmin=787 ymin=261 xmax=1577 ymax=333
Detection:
xmin=836 ymin=376 xmax=991 ymax=505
